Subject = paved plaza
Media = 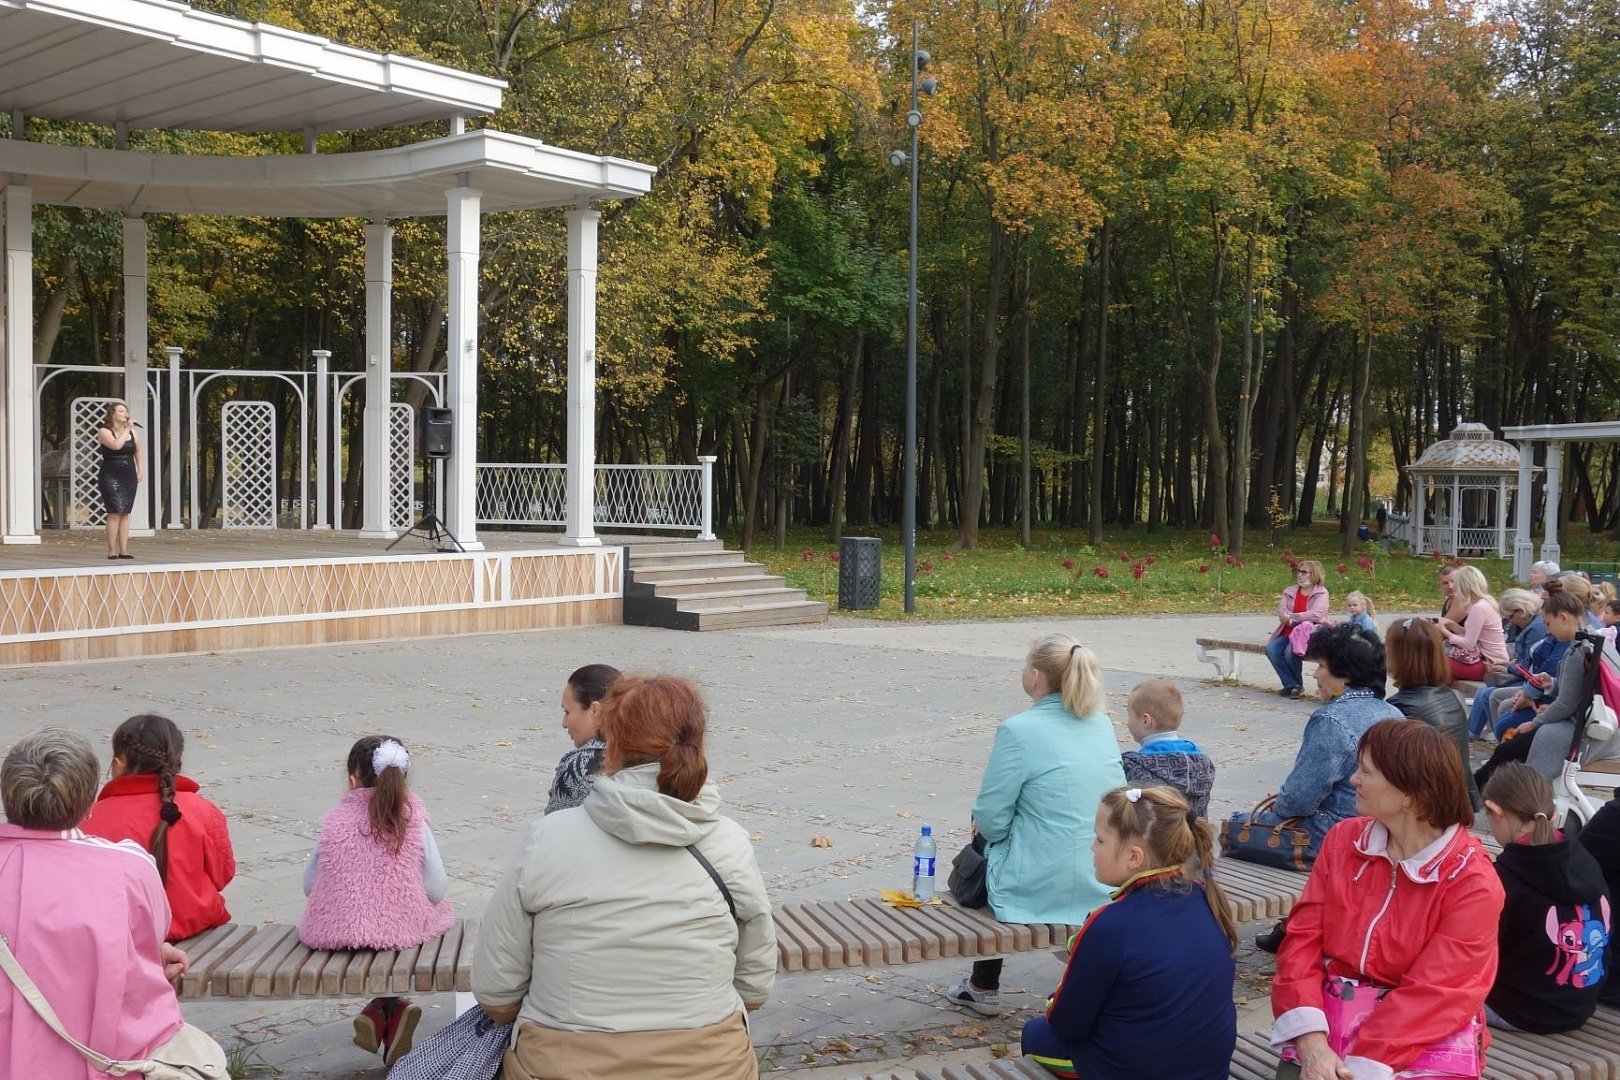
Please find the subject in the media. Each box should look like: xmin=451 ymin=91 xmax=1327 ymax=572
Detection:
xmin=1 ymin=611 xmax=1340 ymax=1077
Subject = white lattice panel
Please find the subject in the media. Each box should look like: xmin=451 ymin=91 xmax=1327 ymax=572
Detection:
xmin=221 ymin=401 xmax=277 ymax=529
xmin=476 ymin=465 xmax=566 ymax=525
xmin=594 ymin=466 xmax=703 ymax=530
xmin=68 ymin=397 xmax=123 ymax=528
xmin=390 ymin=403 xmax=415 ymax=529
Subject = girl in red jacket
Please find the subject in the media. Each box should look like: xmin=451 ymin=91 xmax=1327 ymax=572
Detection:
xmin=80 ymin=713 xmax=235 ymax=942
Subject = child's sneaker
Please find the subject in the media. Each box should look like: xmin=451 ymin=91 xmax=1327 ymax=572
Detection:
xmin=941 ymin=976 xmax=1005 ymax=1016
xmin=382 ymin=998 xmax=422 ymax=1067
xmin=352 ymin=997 xmax=390 ymax=1054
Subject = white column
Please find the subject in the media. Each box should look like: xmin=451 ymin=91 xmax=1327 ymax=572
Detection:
xmin=1458 ymin=476 xmax=1470 ymax=553
xmin=166 ymin=346 xmax=183 ymax=528
xmin=1542 ymin=440 xmax=1563 ymax=567
xmin=561 ymin=203 xmax=601 ymax=547
xmin=123 ymin=215 xmax=153 ymax=536
xmin=313 ymin=349 xmax=331 ymax=529
xmin=1496 ymin=476 xmax=1509 ymax=558
xmin=359 ymin=219 xmax=396 ymax=538
xmin=445 ymin=186 xmax=482 ymax=549
xmin=3 ymin=185 xmax=38 ymax=544
xmin=1514 ymin=442 xmax=1535 ymax=581
xmin=1413 ymin=474 xmax=1426 ymax=554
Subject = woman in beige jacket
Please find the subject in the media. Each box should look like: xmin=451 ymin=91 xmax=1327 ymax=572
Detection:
xmin=473 ymin=674 xmax=776 ymax=1080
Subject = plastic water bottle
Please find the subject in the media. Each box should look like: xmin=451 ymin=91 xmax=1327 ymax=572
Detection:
xmin=912 ymin=825 xmax=937 ymax=901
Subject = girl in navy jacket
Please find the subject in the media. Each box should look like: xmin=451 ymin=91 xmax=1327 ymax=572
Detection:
xmin=1022 ymin=785 xmax=1238 ymax=1079
xmin=1483 ymin=762 xmax=1611 ymax=1033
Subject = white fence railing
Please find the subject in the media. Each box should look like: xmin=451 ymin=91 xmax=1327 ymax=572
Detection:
xmin=476 ymin=459 xmax=715 ymax=537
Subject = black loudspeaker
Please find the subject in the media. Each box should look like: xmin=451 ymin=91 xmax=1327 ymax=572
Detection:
xmin=421 ymin=407 xmax=452 ymax=459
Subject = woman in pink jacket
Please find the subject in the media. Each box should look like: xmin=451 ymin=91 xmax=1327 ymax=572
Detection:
xmin=1270 ymin=718 xmax=1504 ymax=1079
xmin=1266 ymin=560 xmax=1331 ymax=698
xmin=1439 ymin=566 xmax=1509 ymax=681
xmin=0 ymin=729 xmax=191 ymax=1080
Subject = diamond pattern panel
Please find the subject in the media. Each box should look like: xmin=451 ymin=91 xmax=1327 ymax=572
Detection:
xmin=69 ymin=397 xmax=123 ymax=528
xmin=594 ymin=466 xmax=702 ymax=530
xmin=390 ymin=403 xmax=415 ymax=529
xmin=476 ymin=465 xmax=566 ymax=525
xmin=0 ymin=552 xmax=615 ymax=640
xmin=222 ymin=401 xmax=277 ymax=529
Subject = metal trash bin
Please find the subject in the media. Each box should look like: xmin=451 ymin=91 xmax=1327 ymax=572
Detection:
xmin=838 ymin=536 xmax=882 ymax=610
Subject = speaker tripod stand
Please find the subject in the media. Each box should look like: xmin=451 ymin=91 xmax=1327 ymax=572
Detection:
xmin=386 ymin=511 xmax=464 ymax=553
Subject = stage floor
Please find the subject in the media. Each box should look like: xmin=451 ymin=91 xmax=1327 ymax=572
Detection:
xmin=0 ymin=528 xmax=691 ymax=572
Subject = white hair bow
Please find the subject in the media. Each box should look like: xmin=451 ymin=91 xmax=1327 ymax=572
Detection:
xmin=1125 ymin=787 xmax=1143 ymax=803
xmin=372 ymin=739 xmax=410 ymax=775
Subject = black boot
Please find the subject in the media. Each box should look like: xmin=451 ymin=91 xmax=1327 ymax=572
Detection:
xmin=1255 ymin=917 xmax=1289 ymax=954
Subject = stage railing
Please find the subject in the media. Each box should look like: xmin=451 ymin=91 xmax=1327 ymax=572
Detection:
xmin=475 ymin=458 xmax=715 ymax=537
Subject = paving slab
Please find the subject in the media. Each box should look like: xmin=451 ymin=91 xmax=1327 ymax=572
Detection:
xmin=0 ymin=610 xmax=1383 ymax=1076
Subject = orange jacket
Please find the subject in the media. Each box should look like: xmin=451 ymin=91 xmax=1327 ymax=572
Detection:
xmin=1271 ymin=817 xmax=1504 ymax=1079
xmin=80 ymin=774 xmax=235 ymax=941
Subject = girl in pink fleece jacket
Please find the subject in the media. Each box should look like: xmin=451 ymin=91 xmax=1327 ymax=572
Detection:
xmin=299 ymin=735 xmax=454 ymax=1068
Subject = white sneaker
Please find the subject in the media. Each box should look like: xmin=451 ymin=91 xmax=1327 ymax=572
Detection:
xmin=942 ymin=975 xmax=1005 ymax=1016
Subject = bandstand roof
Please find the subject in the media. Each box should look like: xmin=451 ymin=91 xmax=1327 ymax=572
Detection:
xmin=1409 ymin=423 xmax=1523 ymax=474
xmin=0 ymin=131 xmax=656 ymax=217
xmin=0 ymin=0 xmax=503 ymax=133
xmin=0 ymin=0 xmax=656 ymax=216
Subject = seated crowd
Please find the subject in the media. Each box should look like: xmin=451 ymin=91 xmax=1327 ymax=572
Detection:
xmin=2 ymin=587 xmax=1619 ymax=1080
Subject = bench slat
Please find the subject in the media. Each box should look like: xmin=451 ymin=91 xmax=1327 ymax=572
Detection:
xmin=248 ymin=927 xmax=307 ymax=998
xmin=799 ymin=900 xmax=884 ymax=967
xmin=219 ymin=924 xmax=297 ymax=997
xmin=388 ymin=942 xmax=424 ymax=995
xmin=429 ymin=923 xmax=464 ymax=993
xmin=412 ymin=931 xmax=446 ymax=992
xmin=182 ymin=924 xmax=257 ymax=998
xmin=454 ymin=920 xmax=479 ymax=992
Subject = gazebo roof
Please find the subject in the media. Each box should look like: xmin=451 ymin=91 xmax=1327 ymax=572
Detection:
xmin=1409 ymin=423 xmax=1522 ymax=474
xmin=0 ymin=0 xmax=503 ymax=133
xmin=0 ymin=131 xmax=656 ymax=217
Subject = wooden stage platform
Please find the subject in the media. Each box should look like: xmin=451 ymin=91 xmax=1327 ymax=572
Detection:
xmin=0 ymin=529 xmax=669 ymax=665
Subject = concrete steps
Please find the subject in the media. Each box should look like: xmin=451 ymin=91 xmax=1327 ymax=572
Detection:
xmin=623 ymin=542 xmax=828 ymax=632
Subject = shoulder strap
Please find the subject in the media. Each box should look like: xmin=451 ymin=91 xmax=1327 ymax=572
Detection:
xmin=685 ymin=845 xmax=737 ymax=919
xmin=0 ymin=934 xmax=122 ymax=1073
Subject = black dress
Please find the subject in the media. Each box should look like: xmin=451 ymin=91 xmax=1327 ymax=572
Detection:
xmin=97 ymin=428 xmax=138 ymax=515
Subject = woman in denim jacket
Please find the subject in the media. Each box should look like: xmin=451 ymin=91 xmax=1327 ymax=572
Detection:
xmin=1235 ymin=624 xmax=1402 ymax=951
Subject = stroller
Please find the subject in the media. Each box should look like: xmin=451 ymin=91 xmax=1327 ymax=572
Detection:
xmin=1552 ymin=630 xmax=1620 ymax=825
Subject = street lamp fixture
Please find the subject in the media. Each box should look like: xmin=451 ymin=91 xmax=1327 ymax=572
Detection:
xmin=889 ymin=26 xmax=936 ymax=614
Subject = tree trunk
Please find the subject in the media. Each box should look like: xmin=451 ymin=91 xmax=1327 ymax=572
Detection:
xmin=956 ymin=219 xmax=1009 ymax=549
xmin=1088 ymin=222 xmax=1111 ymax=546
xmin=827 ymin=332 xmax=862 ymax=541
xmin=1342 ymin=306 xmax=1375 ymax=555
xmin=1019 ymin=270 xmax=1033 ymax=548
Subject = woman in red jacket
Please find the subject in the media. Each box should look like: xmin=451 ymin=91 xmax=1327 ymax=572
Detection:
xmin=80 ymin=713 xmax=235 ymax=941
xmin=1270 ymin=718 xmax=1504 ymax=1080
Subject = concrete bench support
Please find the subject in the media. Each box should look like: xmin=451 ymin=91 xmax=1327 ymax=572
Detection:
xmin=1195 ymin=637 xmax=1268 ymax=681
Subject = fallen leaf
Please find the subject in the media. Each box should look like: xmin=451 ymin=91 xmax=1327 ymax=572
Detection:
xmin=810 ymin=835 xmax=833 ymax=848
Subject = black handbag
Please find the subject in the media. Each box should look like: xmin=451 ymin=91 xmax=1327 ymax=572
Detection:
xmin=948 ymin=834 xmax=989 ymax=908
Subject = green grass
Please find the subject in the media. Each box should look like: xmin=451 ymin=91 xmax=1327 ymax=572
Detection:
xmin=727 ymin=522 xmax=1605 ymax=620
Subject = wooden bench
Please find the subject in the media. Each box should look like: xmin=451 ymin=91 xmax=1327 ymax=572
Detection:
xmin=772 ymin=860 xmax=1305 ymax=974
xmin=1196 ymin=637 xmax=1268 ymax=681
xmin=867 ymin=1006 xmax=1620 ymax=1080
xmin=171 ymin=859 xmax=1307 ymax=1001
xmin=173 ymin=919 xmax=481 ymax=1000
xmin=1230 ymin=1007 xmax=1620 ymax=1080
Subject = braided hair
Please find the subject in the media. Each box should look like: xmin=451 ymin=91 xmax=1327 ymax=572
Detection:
xmin=110 ymin=713 xmax=186 ymax=883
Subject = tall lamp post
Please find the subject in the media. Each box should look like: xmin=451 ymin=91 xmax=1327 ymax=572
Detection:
xmin=890 ymin=23 xmax=937 ymax=614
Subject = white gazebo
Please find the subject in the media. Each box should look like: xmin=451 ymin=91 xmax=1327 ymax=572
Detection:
xmin=1404 ymin=423 xmax=1529 ymax=558
xmin=0 ymin=0 xmax=656 ymax=550
xmin=1503 ymin=420 xmax=1620 ymax=582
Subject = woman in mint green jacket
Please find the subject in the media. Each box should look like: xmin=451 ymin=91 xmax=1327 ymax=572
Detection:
xmin=943 ymin=634 xmax=1125 ymax=1017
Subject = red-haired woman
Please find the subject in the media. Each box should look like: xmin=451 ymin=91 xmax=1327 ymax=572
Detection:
xmin=473 ymin=674 xmax=777 ymax=1080
xmin=1271 ymin=719 xmax=1504 ymax=1080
